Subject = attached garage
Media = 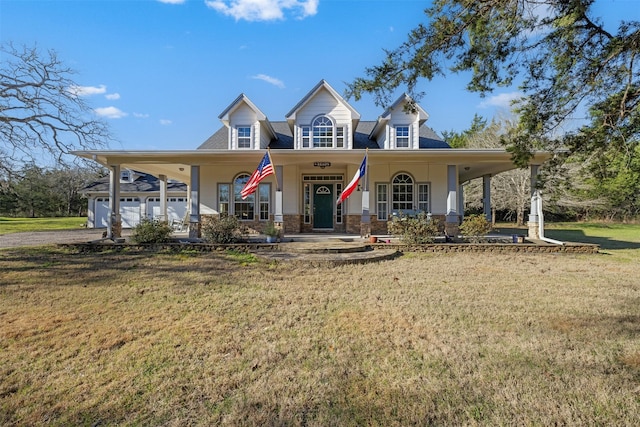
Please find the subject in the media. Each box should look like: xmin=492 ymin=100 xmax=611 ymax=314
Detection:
xmin=94 ymin=197 xmax=142 ymax=229
xmin=83 ymin=170 xmax=188 ymax=229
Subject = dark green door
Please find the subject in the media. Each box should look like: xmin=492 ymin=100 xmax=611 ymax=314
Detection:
xmin=313 ymin=184 xmax=333 ymax=229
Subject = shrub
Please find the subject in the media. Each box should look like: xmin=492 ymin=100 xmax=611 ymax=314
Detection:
xmin=201 ymin=215 xmax=243 ymax=244
xmin=459 ymin=214 xmax=492 ymax=243
xmin=388 ymin=211 xmax=441 ymax=244
xmin=131 ymin=218 xmax=173 ymax=244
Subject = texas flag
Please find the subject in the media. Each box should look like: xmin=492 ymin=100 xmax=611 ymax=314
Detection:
xmin=337 ymin=154 xmax=367 ymax=205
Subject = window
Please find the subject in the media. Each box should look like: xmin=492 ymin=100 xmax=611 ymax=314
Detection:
xmin=258 ymin=184 xmax=270 ymax=221
xmin=392 ymin=173 xmax=414 ymax=211
xmin=237 ymin=126 xmax=251 ymax=149
xmin=218 ymin=184 xmax=230 ymax=215
xmin=301 ymin=126 xmax=311 ymax=148
xmin=219 ymin=177 xmax=270 ymax=221
xmin=234 ymin=174 xmax=254 ymax=220
xmin=313 ymin=116 xmax=334 ymax=148
xmin=377 ymin=183 xmax=388 ymax=220
xmin=396 ymin=125 xmax=410 ymax=148
xmin=336 ymin=127 xmax=344 ymax=148
xmin=418 ymin=184 xmax=430 ymax=212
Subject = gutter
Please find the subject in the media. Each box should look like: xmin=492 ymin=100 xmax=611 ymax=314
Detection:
xmin=536 ymin=191 xmax=564 ymax=245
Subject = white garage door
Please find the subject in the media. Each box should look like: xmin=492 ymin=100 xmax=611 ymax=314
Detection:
xmin=94 ymin=197 xmax=141 ymax=229
xmin=146 ymin=197 xmax=188 ymax=223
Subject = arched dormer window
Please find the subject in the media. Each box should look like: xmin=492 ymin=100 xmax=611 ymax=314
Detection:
xmin=301 ymin=115 xmax=345 ymax=149
xmin=313 ymin=115 xmax=333 ymax=148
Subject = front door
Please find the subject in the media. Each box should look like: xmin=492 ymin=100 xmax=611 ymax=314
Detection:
xmin=313 ymin=184 xmax=333 ymax=229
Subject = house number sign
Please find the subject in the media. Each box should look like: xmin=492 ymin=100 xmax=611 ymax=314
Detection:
xmin=314 ymin=162 xmax=331 ymax=169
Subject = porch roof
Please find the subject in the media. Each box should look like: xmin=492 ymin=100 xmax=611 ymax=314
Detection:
xmin=73 ymin=148 xmax=553 ymax=184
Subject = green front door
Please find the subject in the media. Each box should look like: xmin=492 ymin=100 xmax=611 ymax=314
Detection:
xmin=313 ymin=184 xmax=333 ymax=229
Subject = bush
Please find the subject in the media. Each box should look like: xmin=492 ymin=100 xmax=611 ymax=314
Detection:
xmin=459 ymin=214 xmax=492 ymax=243
xmin=201 ymin=215 xmax=243 ymax=244
xmin=388 ymin=211 xmax=441 ymax=244
xmin=131 ymin=218 xmax=173 ymax=244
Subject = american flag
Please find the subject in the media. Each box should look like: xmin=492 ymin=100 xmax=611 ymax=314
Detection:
xmin=240 ymin=152 xmax=274 ymax=199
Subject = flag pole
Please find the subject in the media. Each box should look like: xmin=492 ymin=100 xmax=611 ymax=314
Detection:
xmin=364 ymin=148 xmax=369 ymax=192
xmin=266 ymin=148 xmax=279 ymax=191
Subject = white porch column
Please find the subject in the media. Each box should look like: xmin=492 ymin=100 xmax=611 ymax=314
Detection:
xmin=189 ymin=165 xmax=201 ymax=238
xmin=483 ymin=174 xmax=492 ymax=223
xmin=458 ymin=184 xmax=465 ymax=222
xmin=159 ymin=174 xmax=167 ymax=222
xmin=275 ymin=165 xmax=283 ymax=224
xmin=528 ymin=164 xmax=540 ymax=239
xmin=108 ymin=164 xmax=121 ymax=239
xmin=445 ymin=165 xmax=459 ymax=235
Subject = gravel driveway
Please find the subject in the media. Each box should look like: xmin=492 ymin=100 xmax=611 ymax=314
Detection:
xmin=0 ymin=229 xmax=132 ymax=249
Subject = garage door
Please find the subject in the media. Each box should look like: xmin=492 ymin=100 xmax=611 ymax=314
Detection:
xmin=146 ymin=197 xmax=188 ymax=223
xmin=94 ymin=197 xmax=141 ymax=229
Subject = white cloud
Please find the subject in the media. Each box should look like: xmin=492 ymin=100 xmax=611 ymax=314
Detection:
xmin=133 ymin=112 xmax=150 ymax=119
xmin=159 ymin=119 xmax=172 ymax=125
xmin=105 ymin=93 xmax=121 ymax=100
xmin=68 ymin=84 xmax=107 ymax=97
xmin=478 ymin=92 xmax=523 ymax=110
xmin=94 ymin=106 xmax=127 ymax=119
xmin=205 ymin=0 xmax=318 ymax=22
xmin=157 ymin=0 xmax=187 ymax=4
xmin=251 ymin=74 xmax=285 ymax=89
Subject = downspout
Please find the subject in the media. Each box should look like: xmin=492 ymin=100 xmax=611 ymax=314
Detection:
xmin=536 ymin=190 xmax=564 ymax=245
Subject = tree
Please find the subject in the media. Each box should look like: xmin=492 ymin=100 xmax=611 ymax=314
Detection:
xmin=0 ymin=43 xmax=109 ymax=175
xmin=347 ymin=0 xmax=639 ymax=165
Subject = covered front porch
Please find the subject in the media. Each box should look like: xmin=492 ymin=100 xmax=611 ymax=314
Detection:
xmin=73 ymin=149 xmax=553 ymax=242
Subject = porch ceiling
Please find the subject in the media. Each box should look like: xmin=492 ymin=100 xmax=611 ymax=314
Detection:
xmin=72 ymin=149 xmax=553 ymax=183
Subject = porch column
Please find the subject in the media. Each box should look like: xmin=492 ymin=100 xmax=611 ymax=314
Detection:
xmin=274 ymin=165 xmax=283 ymax=224
xmin=159 ymin=174 xmax=167 ymax=222
xmin=483 ymin=174 xmax=492 ymax=223
xmin=108 ymin=164 xmax=121 ymax=239
xmin=458 ymin=184 xmax=465 ymax=222
xmin=445 ymin=165 xmax=459 ymax=236
xmin=360 ymin=160 xmax=371 ymax=237
xmin=527 ymin=164 xmax=540 ymax=239
xmin=189 ymin=165 xmax=201 ymax=239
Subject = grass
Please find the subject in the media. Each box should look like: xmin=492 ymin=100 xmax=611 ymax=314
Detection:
xmin=1 ymin=226 xmax=640 ymax=425
xmin=0 ymin=217 xmax=87 ymax=235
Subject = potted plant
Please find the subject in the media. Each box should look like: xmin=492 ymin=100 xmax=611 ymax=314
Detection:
xmin=263 ymin=220 xmax=280 ymax=243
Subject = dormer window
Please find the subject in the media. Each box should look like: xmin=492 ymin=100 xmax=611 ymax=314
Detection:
xmin=313 ymin=116 xmax=333 ymax=148
xmin=395 ymin=125 xmax=410 ymax=148
xmin=301 ymin=115 xmax=346 ymax=149
xmin=120 ymin=170 xmax=131 ymax=182
xmin=237 ymin=126 xmax=251 ymax=149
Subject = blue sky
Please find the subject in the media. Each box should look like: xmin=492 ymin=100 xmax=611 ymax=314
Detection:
xmin=2 ymin=0 xmax=635 ymax=151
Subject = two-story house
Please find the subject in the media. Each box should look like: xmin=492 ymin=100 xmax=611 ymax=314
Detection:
xmin=73 ymin=80 xmax=552 ymax=239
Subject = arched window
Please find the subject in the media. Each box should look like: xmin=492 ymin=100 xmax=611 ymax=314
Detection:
xmin=234 ymin=173 xmax=254 ymax=220
xmin=392 ymin=173 xmax=414 ymax=212
xmin=313 ymin=115 xmax=334 ymax=148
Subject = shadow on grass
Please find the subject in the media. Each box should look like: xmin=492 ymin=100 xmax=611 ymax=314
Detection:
xmin=0 ymin=247 xmax=251 ymax=288
xmin=494 ymin=226 xmax=640 ymax=250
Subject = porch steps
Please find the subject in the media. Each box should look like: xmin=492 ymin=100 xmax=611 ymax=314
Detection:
xmin=256 ymin=241 xmax=400 ymax=266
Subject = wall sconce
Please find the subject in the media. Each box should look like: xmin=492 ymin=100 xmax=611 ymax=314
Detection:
xmin=179 ymin=167 xmax=185 ymax=172
xmin=357 ymin=184 xmax=362 ymax=192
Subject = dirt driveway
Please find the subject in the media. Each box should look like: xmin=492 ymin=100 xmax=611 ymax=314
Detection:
xmin=0 ymin=229 xmax=130 ymax=249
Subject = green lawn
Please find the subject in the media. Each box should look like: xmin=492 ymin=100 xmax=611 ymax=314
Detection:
xmin=0 ymin=217 xmax=88 ymax=235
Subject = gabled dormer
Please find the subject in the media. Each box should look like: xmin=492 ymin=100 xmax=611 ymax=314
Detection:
xmin=369 ymin=94 xmax=429 ymax=150
xmin=285 ymin=80 xmax=361 ymax=150
xmin=218 ymin=94 xmax=277 ymax=150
